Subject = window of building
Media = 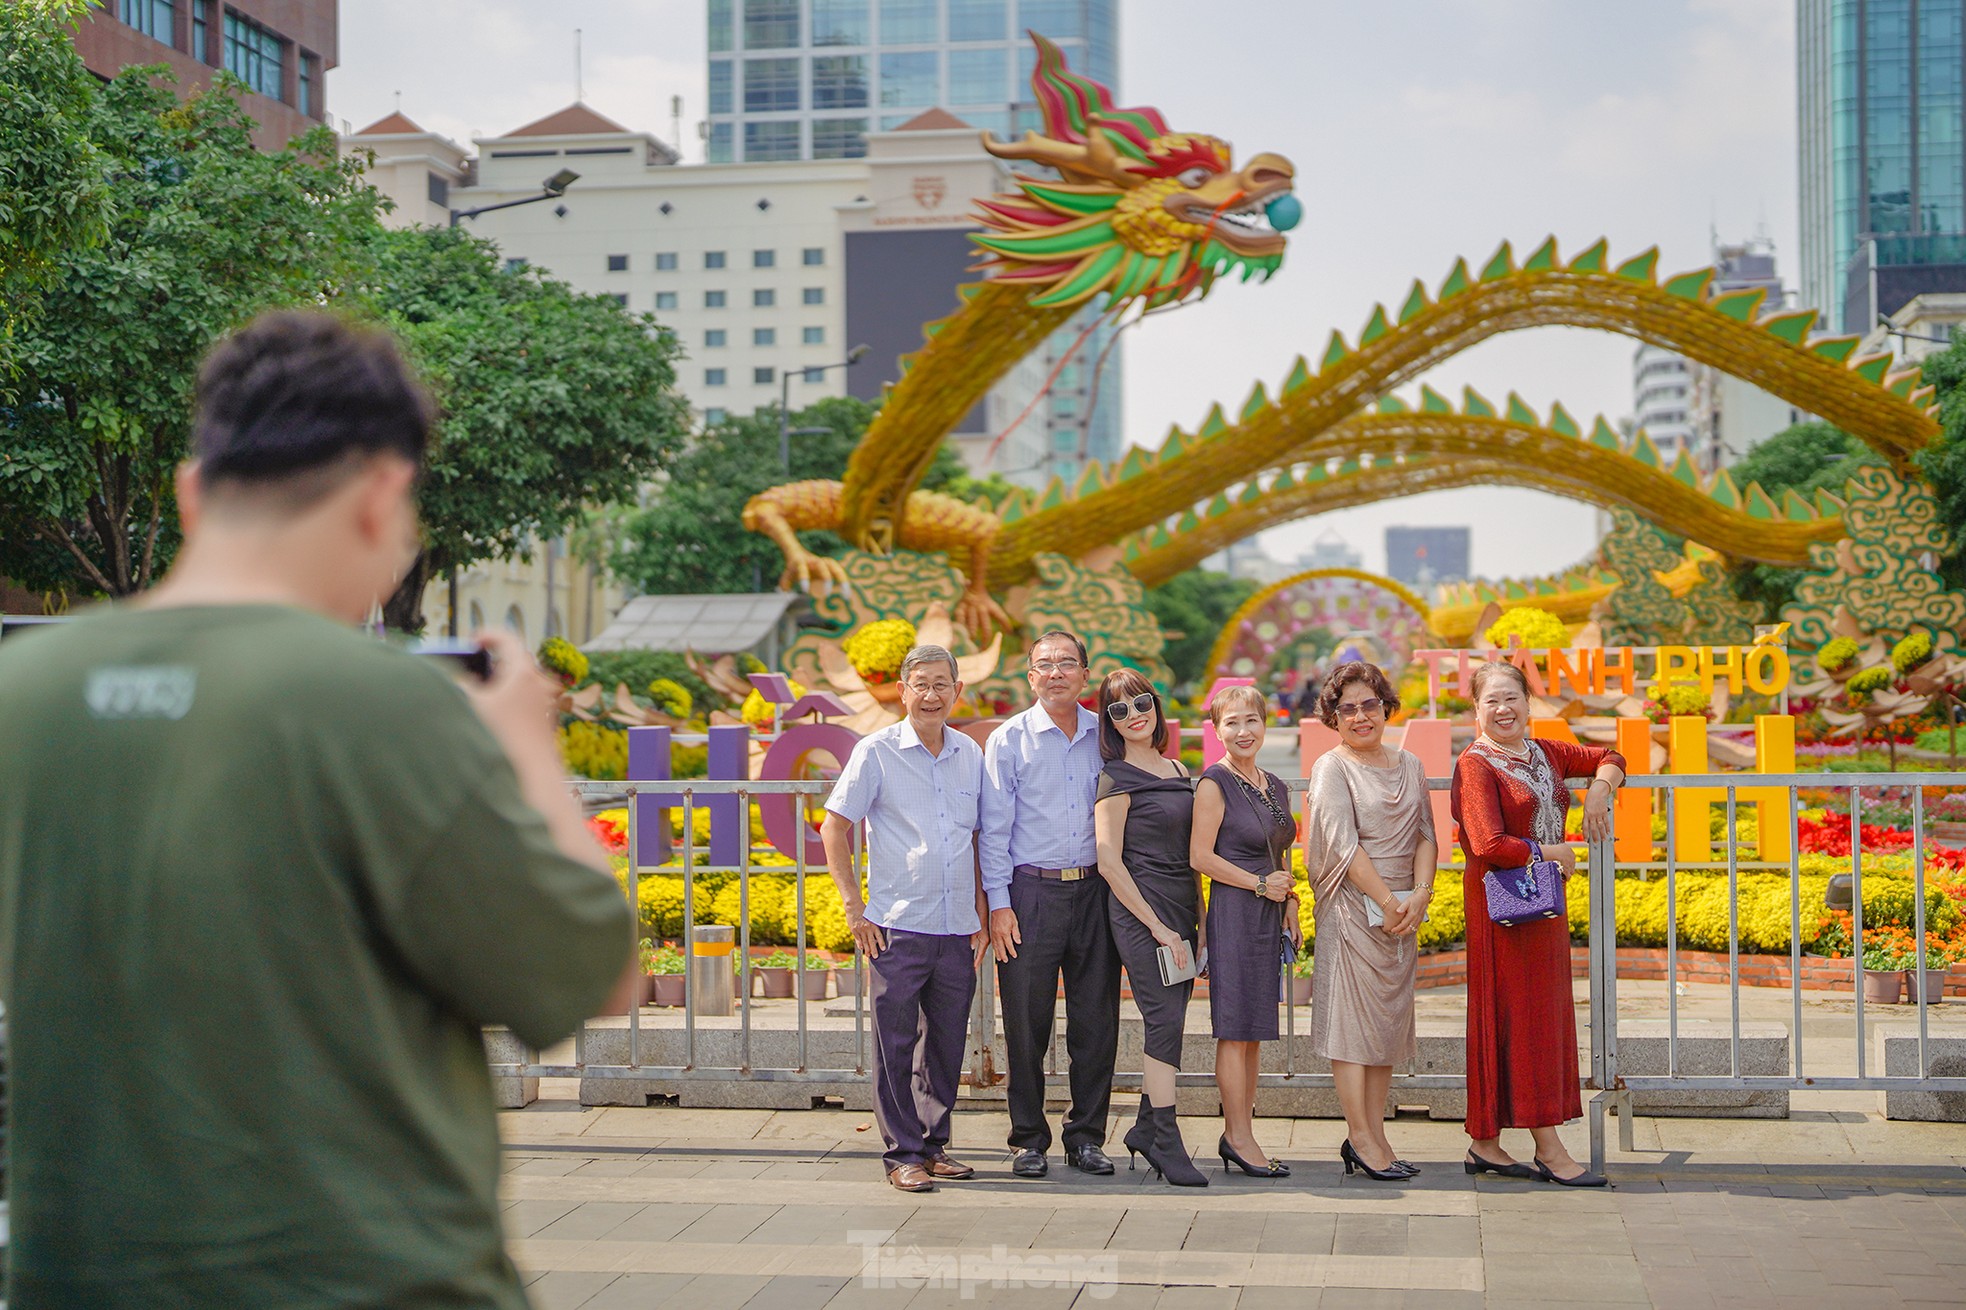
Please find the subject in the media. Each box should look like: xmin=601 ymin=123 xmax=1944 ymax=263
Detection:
xmin=426 ymin=174 xmax=449 ymax=207
xmin=655 ymin=252 xmax=678 ymax=271
xmin=123 ymin=0 xmax=176 ymax=46
xmin=879 ymin=51 xmax=938 ymax=107
xmin=802 ymin=287 xmax=825 ymax=305
xmin=754 ymin=288 xmax=776 ymax=307
xmin=223 ymin=12 xmax=286 ymax=102
xmin=802 ymin=247 xmax=825 ymax=266
xmin=610 ymin=293 xmax=629 ymax=307
xmin=706 ymin=329 xmax=727 ymax=347
xmin=812 ymin=0 xmax=869 ymax=45
xmin=705 ymin=407 xmax=729 ymax=425
xmin=949 ymin=0 xmax=1008 ymax=41
xmin=803 ymin=326 xmax=825 ymax=345
xmin=468 ymin=600 xmax=485 ymax=631
xmin=504 ymin=605 xmax=527 ymax=641
xmin=707 ymin=122 xmax=734 ymax=163
xmin=880 ymin=0 xmax=939 ymax=43
xmin=705 ymin=290 xmax=727 ymax=308
xmin=708 ymin=59 xmax=734 ymax=115
xmin=812 ymin=54 xmax=870 ymax=109
xmin=298 ymin=52 xmax=317 ymax=117
xmin=812 ymin=118 xmax=868 ymax=159
xmin=1018 ymin=0 xmax=1084 ymax=39
xmin=803 ymin=366 xmax=826 ymax=382
xmin=705 ymin=251 xmax=727 ymax=269
xmin=755 ymin=367 xmax=777 ymax=384
xmin=754 ymin=328 xmax=776 ymax=346
xmin=744 ymin=121 xmax=802 ymax=161
xmin=744 ymin=57 xmax=800 ymax=113
xmin=504 ymin=258 xmax=529 ymax=272
xmin=948 ymin=47 xmax=1006 ymax=105
xmin=191 ymin=0 xmax=211 ymax=61
xmin=753 ymin=249 xmax=776 ymax=268
xmin=742 ymin=0 xmax=799 ymax=48
xmin=706 ymin=368 xmax=728 ymax=386
xmin=656 ymin=291 xmax=678 ymax=310
xmin=708 ymin=0 xmax=734 ymax=51
xmin=607 ymin=254 xmax=629 ymax=272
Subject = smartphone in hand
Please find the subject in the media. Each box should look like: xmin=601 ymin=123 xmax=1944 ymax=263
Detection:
xmin=411 ymin=638 xmax=493 ymax=682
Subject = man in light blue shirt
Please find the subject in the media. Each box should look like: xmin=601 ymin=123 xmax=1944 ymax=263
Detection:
xmin=980 ymin=629 xmax=1120 ymax=1178
xmin=823 ymin=644 xmax=988 ymax=1193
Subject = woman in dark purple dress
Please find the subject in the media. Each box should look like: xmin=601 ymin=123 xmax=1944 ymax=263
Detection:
xmin=1191 ymin=684 xmax=1300 ymax=1179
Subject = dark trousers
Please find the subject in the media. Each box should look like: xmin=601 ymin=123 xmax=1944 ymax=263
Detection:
xmin=996 ymin=872 xmax=1121 ymax=1153
xmin=870 ymin=928 xmax=976 ymax=1171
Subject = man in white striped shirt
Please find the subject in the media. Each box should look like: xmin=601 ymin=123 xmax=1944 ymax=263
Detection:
xmin=822 ymin=644 xmax=989 ymax=1193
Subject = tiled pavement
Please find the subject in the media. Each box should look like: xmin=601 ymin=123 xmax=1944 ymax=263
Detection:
xmin=499 ymin=1100 xmax=1966 ymax=1309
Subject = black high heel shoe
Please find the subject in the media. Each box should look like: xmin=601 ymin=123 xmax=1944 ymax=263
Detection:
xmin=1464 ymin=1150 xmax=1538 ymax=1179
xmin=1218 ymin=1135 xmax=1290 ymax=1178
xmin=1534 ymin=1157 xmax=1609 ymax=1188
xmin=1131 ymin=1105 xmax=1208 ymax=1187
xmin=1339 ymin=1138 xmax=1413 ymax=1181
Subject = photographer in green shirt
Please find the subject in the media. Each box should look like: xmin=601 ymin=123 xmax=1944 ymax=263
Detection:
xmin=0 ymin=311 xmax=637 ymax=1308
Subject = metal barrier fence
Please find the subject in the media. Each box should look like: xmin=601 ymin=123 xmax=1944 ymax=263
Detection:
xmin=489 ymin=770 xmax=1966 ymax=1174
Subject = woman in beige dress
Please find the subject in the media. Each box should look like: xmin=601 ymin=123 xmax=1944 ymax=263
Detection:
xmin=1303 ymin=662 xmax=1438 ymax=1181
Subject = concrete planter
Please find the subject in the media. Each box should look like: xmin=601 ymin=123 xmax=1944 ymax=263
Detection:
xmin=649 ymin=975 xmax=687 ymax=1006
xmin=1912 ymin=967 xmax=1949 ymax=1004
xmin=797 ymin=967 xmax=831 ymax=1000
xmin=1286 ymin=975 xmax=1313 ymax=1006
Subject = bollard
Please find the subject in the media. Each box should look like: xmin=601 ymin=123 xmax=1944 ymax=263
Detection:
xmin=691 ymin=925 xmax=735 ymax=1017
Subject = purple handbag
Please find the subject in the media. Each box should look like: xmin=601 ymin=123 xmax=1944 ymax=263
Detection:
xmin=1482 ymin=841 xmax=1567 ymax=927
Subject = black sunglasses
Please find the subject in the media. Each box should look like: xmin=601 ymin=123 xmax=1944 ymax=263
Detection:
xmin=1105 ymin=692 xmax=1158 ymax=722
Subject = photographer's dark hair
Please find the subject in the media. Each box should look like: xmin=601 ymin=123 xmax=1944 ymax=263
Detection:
xmin=192 ymin=311 xmax=434 ymax=507
xmin=1316 ymin=661 xmax=1400 ymax=728
xmin=1096 ymin=668 xmax=1168 ymax=761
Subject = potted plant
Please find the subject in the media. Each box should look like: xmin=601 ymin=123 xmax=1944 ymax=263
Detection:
xmin=1860 ymin=937 xmax=1910 ymax=1003
xmin=646 ymin=944 xmax=687 ymax=1006
xmin=832 ymin=958 xmax=867 ymax=999
xmin=1287 ymin=954 xmax=1313 ymax=1006
xmin=753 ymin=949 xmax=797 ymax=998
xmin=1911 ymin=935 xmax=1954 ymax=1005
xmin=793 ymin=952 xmax=833 ymax=1000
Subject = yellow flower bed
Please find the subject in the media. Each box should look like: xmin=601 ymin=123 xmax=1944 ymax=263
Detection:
xmin=1484 ymin=606 xmax=1568 ymax=650
xmin=740 ymin=679 xmax=805 ymax=727
xmin=842 ymin=618 xmax=916 ymax=683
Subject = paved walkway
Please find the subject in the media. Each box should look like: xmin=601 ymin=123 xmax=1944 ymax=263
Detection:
xmin=499 ymin=1098 xmax=1966 ymax=1309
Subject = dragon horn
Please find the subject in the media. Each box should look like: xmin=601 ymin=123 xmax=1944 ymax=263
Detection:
xmin=982 ymin=129 xmax=1092 ymax=175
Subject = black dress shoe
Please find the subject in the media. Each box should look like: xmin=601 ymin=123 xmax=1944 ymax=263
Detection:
xmin=1065 ymin=1144 xmax=1114 ymax=1175
xmin=1464 ymin=1150 xmax=1538 ymax=1179
xmin=1534 ymin=1158 xmax=1609 ymax=1187
xmin=1011 ymin=1148 xmax=1048 ymax=1178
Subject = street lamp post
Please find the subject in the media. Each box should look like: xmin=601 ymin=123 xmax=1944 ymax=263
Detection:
xmin=779 ymin=344 xmax=870 ymax=474
xmin=443 ymin=169 xmax=581 ymax=635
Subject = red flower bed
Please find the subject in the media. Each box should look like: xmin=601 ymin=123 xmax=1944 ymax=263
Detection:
xmin=588 ymin=813 xmax=628 ymax=854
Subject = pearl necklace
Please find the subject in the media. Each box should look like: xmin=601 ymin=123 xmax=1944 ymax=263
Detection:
xmin=1478 ymin=734 xmax=1533 ymax=762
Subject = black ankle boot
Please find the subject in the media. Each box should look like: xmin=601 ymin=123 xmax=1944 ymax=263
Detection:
xmin=1139 ymin=1104 xmax=1208 ymax=1187
xmin=1122 ymin=1099 xmax=1154 ymax=1165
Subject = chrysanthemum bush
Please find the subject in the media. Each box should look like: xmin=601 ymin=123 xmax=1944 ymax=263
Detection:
xmin=1484 ymin=607 xmax=1569 ymax=650
xmin=841 ymin=619 xmax=916 ymax=685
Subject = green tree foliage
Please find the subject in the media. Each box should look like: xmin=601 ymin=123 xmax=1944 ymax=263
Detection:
xmin=582 ymin=648 xmax=722 ymax=716
xmin=357 ymin=227 xmax=688 ymax=631
xmin=609 ymin=396 xmax=970 ymax=595
xmin=0 ymin=68 xmax=383 ymax=599
xmin=1144 ymin=568 xmax=1258 ymax=692
xmin=0 ymin=0 xmax=112 ymax=369
xmin=1918 ymin=338 xmax=1966 ymax=590
xmin=1724 ymin=420 xmax=1881 ymax=617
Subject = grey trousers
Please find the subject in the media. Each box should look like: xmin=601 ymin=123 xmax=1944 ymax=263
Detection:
xmin=996 ymin=872 xmax=1121 ymax=1153
xmin=870 ymin=928 xmax=976 ymax=1171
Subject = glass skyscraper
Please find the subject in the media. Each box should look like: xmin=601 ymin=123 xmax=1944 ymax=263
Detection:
xmin=707 ymin=0 xmax=1116 ymax=163
xmin=1799 ymin=0 xmax=1966 ymax=330
xmin=706 ymin=0 xmax=1124 ymax=479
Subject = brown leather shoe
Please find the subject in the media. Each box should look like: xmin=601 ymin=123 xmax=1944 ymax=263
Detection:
xmin=887 ymin=1163 xmax=935 ymax=1192
xmin=925 ymin=1153 xmax=974 ymax=1180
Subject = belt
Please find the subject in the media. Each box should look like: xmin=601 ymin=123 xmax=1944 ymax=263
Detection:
xmin=1014 ymin=863 xmax=1094 ymax=881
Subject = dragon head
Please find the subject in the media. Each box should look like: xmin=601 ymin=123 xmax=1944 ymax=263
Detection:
xmin=973 ymin=34 xmax=1297 ymax=311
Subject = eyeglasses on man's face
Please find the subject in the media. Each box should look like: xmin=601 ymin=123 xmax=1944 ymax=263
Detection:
xmin=1031 ymin=658 xmax=1083 ymax=675
xmin=1335 ymin=697 xmax=1384 ymax=720
xmin=905 ymin=680 xmax=956 ymax=698
xmin=1105 ymin=692 xmax=1157 ymax=722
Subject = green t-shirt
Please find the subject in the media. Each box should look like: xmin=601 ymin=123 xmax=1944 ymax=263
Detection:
xmin=0 ymin=604 xmax=634 ymax=1308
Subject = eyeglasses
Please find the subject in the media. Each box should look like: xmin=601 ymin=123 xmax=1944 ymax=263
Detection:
xmin=1031 ymin=659 xmax=1083 ymax=674
xmin=1105 ymin=692 xmax=1157 ymax=722
xmin=905 ymin=681 xmax=956 ymax=697
xmin=1335 ymin=698 xmax=1384 ymax=719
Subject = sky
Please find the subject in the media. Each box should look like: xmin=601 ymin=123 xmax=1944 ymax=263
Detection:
xmin=332 ymin=0 xmax=1801 ymax=584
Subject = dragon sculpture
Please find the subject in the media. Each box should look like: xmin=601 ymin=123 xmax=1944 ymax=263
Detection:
xmin=743 ymin=35 xmax=1940 ymax=642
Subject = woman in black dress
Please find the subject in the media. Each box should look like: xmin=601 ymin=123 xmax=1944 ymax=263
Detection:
xmin=1093 ymin=670 xmax=1207 ymax=1187
xmin=1191 ymin=683 xmax=1300 ymax=1179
